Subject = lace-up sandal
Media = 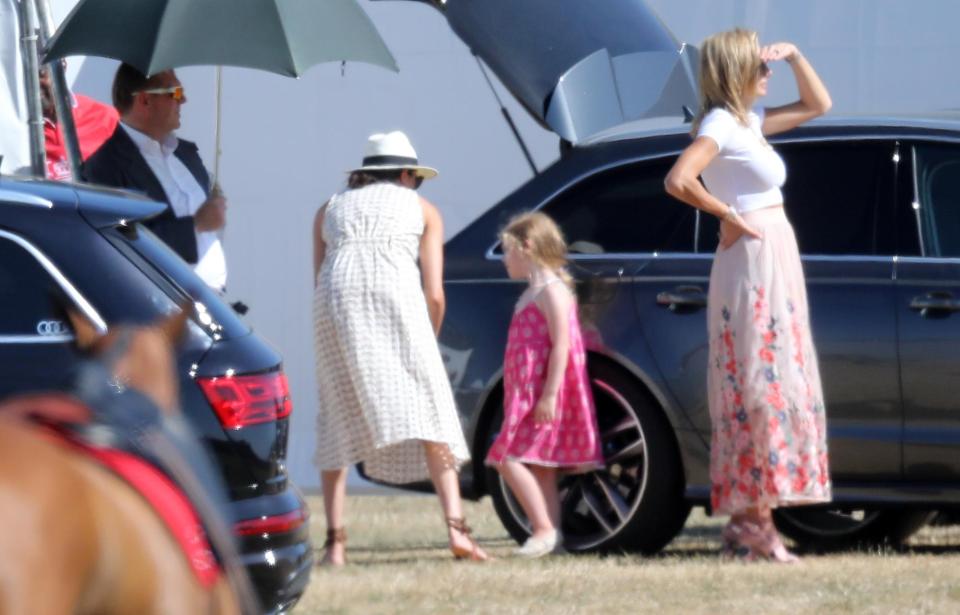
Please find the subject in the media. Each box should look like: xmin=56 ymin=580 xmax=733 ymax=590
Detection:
xmin=738 ymin=520 xmax=800 ymax=564
xmin=719 ymin=521 xmax=753 ymax=560
xmin=446 ymin=517 xmax=490 ymax=562
xmin=320 ymin=527 xmax=347 ymax=567
xmin=757 ymin=520 xmax=801 ymax=563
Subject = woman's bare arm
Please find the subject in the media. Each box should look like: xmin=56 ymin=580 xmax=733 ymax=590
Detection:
xmin=312 ymin=202 xmax=328 ymax=287
xmin=664 ymin=138 xmax=762 ymax=248
xmin=761 ymin=43 xmax=832 ymax=136
xmin=419 ymin=197 xmax=446 ymax=336
xmin=664 ymin=137 xmax=729 ymax=218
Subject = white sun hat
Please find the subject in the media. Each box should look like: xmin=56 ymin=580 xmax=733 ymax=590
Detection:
xmin=350 ymin=130 xmax=438 ymax=179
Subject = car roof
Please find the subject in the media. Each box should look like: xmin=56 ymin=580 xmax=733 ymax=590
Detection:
xmin=580 ymin=111 xmax=960 ymax=146
xmin=0 ymin=175 xmax=165 ymax=226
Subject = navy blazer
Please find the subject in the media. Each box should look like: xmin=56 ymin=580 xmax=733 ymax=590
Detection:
xmin=83 ymin=125 xmax=210 ymax=264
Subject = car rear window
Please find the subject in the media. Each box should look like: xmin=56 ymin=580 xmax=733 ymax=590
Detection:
xmin=540 ymin=157 xmax=695 ymax=255
xmin=103 ymin=224 xmax=250 ymax=340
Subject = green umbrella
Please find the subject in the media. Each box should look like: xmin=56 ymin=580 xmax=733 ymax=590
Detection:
xmin=44 ymin=0 xmax=398 ymax=77
xmin=43 ymin=0 xmax=397 ymax=183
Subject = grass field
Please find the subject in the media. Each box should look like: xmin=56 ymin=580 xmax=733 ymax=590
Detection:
xmin=296 ymin=495 xmax=960 ymax=614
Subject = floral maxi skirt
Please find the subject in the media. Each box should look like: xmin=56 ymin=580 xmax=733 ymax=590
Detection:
xmin=707 ymin=206 xmax=832 ymax=515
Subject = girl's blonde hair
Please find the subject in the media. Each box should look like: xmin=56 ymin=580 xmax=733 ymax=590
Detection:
xmin=500 ymin=212 xmax=574 ymax=290
xmin=691 ymin=28 xmax=764 ymax=135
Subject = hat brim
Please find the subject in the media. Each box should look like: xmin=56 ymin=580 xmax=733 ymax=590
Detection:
xmin=348 ymin=164 xmax=438 ymax=180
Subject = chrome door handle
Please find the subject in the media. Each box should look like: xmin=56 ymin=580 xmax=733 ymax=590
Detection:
xmin=656 ymin=286 xmax=707 ymax=310
xmin=909 ymin=292 xmax=960 ymax=314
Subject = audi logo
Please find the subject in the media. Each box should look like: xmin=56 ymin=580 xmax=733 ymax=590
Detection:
xmin=36 ymin=320 xmax=70 ymax=336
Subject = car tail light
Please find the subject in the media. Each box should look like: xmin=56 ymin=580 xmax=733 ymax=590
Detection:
xmin=197 ymin=371 xmax=292 ymax=430
xmin=234 ymin=509 xmax=308 ymax=537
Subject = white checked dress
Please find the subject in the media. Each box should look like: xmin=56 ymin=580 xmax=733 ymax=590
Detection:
xmin=312 ymin=183 xmax=469 ymax=484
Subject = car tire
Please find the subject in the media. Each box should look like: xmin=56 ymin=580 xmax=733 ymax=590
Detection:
xmin=930 ymin=510 xmax=960 ymax=526
xmin=484 ymin=357 xmax=691 ymax=554
xmin=773 ymin=507 xmax=935 ymax=550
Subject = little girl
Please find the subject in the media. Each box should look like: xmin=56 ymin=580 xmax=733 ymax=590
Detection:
xmin=485 ymin=212 xmax=604 ymax=558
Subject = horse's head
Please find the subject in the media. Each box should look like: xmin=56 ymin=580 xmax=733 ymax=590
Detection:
xmin=66 ymin=306 xmax=191 ymax=416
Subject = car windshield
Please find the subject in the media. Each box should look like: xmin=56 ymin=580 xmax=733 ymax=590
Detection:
xmin=103 ymin=224 xmax=250 ymax=340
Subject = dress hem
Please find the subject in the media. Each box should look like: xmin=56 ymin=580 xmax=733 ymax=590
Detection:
xmin=484 ymin=455 xmax=604 ymax=473
xmin=314 ymin=436 xmax=470 ymax=472
xmin=713 ymin=492 xmax=833 ymax=516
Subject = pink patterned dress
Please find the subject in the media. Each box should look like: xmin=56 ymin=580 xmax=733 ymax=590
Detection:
xmin=485 ymin=299 xmax=604 ymax=471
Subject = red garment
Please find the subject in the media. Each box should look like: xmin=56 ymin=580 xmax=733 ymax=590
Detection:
xmin=83 ymin=445 xmax=222 ymax=589
xmin=45 ymin=94 xmax=119 ymax=181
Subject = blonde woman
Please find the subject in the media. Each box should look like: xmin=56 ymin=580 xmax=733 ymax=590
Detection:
xmin=664 ymin=29 xmax=833 ymax=562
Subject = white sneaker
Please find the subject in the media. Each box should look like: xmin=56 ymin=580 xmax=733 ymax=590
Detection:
xmin=514 ymin=530 xmax=561 ymax=558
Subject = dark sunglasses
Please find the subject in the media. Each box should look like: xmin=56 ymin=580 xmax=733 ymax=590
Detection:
xmin=758 ymin=62 xmax=771 ymax=77
xmin=414 ymin=176 xmax=424 ymax=189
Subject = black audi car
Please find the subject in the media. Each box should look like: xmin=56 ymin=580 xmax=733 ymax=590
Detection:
xmin=0 ymin=176 xmax=311 ymax=612
xmin=386 ymin=0 xmax=960 ymax=553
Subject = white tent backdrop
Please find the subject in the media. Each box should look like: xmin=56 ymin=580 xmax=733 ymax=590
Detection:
xmin=8 ymin=0 xmax=960 ymax=490
xmin=0 ymin=0 xmax=30 ymax=173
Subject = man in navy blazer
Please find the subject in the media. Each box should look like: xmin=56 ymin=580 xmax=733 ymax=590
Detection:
xmin=84 ymin=64 xmax=227 ymax=289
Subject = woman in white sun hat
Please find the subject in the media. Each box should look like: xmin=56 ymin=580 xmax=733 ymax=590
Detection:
xmin=312 ymin=131 xmax=489 ymax=565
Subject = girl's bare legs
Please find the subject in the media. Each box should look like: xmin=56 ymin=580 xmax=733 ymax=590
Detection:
xmin=498 ymin=459 xmax=555 ymax=539
xmin=423 ymin=441 xmax=489 ymax=560
xmin=320 ymin=468 xmax=348 ymax=566
xmin=529 ymin=465 xmax=561 ymax=531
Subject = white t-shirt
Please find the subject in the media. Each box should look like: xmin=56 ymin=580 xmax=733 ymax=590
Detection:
xmin=697 ymin=106 xmax=786 ymax=213
xmin=121 ymin=124 xmax=227 ymax=291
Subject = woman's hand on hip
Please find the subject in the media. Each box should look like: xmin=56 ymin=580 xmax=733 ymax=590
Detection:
xmin=719 ymin=212 xmax=763 ymax=250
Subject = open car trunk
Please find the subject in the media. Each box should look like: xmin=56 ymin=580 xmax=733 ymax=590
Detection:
xmin=380 ymin=0 xmax=699 ymax=144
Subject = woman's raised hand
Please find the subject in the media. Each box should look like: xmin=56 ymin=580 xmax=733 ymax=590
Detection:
xmin=760 ymin=42 xmax=799 ymax=63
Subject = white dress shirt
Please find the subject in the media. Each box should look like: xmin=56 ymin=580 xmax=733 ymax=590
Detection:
xmin=121 ymin=123 xmax=227 ymax=290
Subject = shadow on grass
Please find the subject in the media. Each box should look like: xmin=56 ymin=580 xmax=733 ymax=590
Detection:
xmin=905 ymin=544 xmax=960 ymax=554
xmin=312 ymin=521 xmax=960 ymax=567
xmin=312 ymin=537 xmax=517 ymax=567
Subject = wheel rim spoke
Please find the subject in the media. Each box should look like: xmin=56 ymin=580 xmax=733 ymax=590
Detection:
xmin=606 ymin=434 xmax=645 ymax=464
xmin=581 ymin=486 xmax=615 ymax=534
xmin=601 ymin=417 xmax=638 ymax=440
xmin=592 ymin=474 xmax=629 ymax=523
xmin=493 ymin=378 xmax=659 ymax=552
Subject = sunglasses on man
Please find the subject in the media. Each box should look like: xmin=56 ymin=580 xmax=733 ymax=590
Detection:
xmin=136 ymin=85 xmax=185 ymax=102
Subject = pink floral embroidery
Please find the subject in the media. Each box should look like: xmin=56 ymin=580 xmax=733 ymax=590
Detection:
xmin=710 ymin=285 xmax=831 ymax=514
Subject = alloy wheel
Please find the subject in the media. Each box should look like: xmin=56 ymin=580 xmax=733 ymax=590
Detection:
xmin=495 ymin=378 xmax=650 ymax=551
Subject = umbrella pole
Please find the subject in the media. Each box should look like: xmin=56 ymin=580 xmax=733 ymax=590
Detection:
xmin=35 ymin=0 xmax=82 ymax=182
xmin=17 ymin=0 xmax=46 ymax=177
xmin=213 ymin=65 xmax=222 ymax=188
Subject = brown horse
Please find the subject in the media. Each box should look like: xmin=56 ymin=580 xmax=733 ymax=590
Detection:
xmin=0 ymin=308 xmax=246 ymax=615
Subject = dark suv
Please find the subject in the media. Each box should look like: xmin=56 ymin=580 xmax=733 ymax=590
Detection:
xmin=389 ymin=0 xmax=960 ymax=553
xmin=441 ymin=114 xmax=960 ymax=553
xmin=0 ymin=176 xmax=311 ymax=612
